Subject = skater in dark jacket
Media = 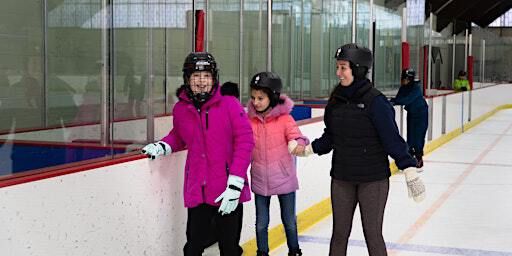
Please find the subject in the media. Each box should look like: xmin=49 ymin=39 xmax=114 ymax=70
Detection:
xmin=304 ymin=43 xmax=423 ymax=256
xmin=390 ymin=68 xmax=428 ymax=167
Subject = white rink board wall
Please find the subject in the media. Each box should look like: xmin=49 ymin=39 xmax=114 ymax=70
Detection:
xmin=0 ymin=121 xmax=331 ymax=256
xmin=0 ymin=84 xmax=511 ymax=255
xmin=0 ymin=152 xmax=188 ymax=256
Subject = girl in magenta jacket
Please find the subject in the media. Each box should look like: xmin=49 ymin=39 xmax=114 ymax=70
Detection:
xmin=142 ymin=52 xmax=254 ymax=256
xmin=247 ymin=71 xmax=308 ymax=256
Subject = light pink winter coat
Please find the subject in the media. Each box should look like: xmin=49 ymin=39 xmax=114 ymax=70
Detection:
xmin=247 ymin=95 xmax=308 ymax=196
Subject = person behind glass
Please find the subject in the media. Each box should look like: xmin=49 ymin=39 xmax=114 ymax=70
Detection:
xmin=142 ymin=52 xmax=254 ymax=256
xmin=453 ymin=70 xmax=470 ymax=92
xmin=390 ymin=68 xmax=428 ymax=168
xmin=124 ymin=66 xmax=145 ymax=117
xmin=221 ymin=81 xmax=240 ymax=99
xmin=19 ymin=70 xmax=40 ymax=109
xmin=247 ymin=72 xmax=308 ymax=256
xmin=304 ymin=43 xmax=421 ymax=256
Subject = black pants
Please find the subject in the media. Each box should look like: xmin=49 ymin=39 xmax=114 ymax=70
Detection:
xmin=184 ymin=203 xmax=243 ymax=256
xmin=329 ymin=178 xmax=389 ymax=256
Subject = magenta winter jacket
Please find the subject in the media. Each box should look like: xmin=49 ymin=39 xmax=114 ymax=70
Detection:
xmin=161 ymin=87 xmax=254 ymax=208
xmin=247 ymin=95 xmax=308 ymax=196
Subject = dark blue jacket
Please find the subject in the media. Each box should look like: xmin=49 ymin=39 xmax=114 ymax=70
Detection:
xmin=390 ymin=80 xmax=429 ymax=154
xmin=391 ymin=80 xmax=428 ymax=116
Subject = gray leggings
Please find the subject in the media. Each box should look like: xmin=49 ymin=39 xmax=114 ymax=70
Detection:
xmin=329 ymin=178 xmax=389 ymax=256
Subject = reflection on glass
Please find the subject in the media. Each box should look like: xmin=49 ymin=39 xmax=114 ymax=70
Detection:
xmin=472 ymin=27 xmax=512 ymax=83
xmin=430 ymin=34 xmax=451 ymax=90
xmin=208 ymin=0 xmax=241 ymax=89
xmin=356 ymin=0 xmax=370 ymax=48
xmin=271 ymin=0 xmax=296 ymax=98
xmin=241 ymin=0 xmax=268 ymax=102
xmin=0 ymin=1 xmax=44 ymax=177
xmin=112 ymin=0 xmax=192 ymax=146
xmin=373 ymin=4 xmax=401 ymax=92
xmin=321 ymin=0 xmax=352 ymax=96
xmin=0 ymin=1 xmax=44 ymax=132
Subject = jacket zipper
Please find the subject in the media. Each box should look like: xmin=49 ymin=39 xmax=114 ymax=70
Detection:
xmin=263 ymin=119 xmax=268 ymax=195
xmin=196 ymin=107 xmax=208 ymax=200
xmin=205 ymin=108 xmax=209 ymax=130
xmin=202 ymin=185 xmax=206 ymax=202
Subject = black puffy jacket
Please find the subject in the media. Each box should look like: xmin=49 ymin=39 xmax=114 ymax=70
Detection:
xmin=312 ymin=79 xmax=416 ymax=182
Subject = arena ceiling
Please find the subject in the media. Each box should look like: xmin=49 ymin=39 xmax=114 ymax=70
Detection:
xmin=427 ymin=0 xmax=512 ymax=33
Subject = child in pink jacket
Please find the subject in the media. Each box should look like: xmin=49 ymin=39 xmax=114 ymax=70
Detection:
xmin=247 ymin=71 xmax=308 ymax=256
xmin=142 ymin=52 xmax=254 ymax=256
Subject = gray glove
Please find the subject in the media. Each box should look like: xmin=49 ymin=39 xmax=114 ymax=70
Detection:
xmin=141 ymin=141 xmax=171 ymax=160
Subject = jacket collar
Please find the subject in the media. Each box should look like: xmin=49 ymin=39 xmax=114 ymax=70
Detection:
xmin=178 ymin=84 xmax=222 ymax=109
xmin=332 ymin=79 xmax=372 ymax=102
xmin=247 ymin=94 xmax=294 ymax=121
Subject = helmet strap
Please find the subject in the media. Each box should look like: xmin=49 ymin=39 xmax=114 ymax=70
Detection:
xmin=256 ymin=105 xmax=272 ymax=114
xmin=186 ymin=83 xmax=218 ymax=109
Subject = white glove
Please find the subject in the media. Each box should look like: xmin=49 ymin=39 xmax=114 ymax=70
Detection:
xmin=141 ymin=141 xmax=171 ymax=160
xmin=288 ymin=140 xmax=298 ymax=153
xmin=404 ymin=167 xmax=426 ymax=203
xmin=215 ymin=175 xmax=244 ymax=215
xmin=303 ymin=144 xmax=314 ymax=156
xmin=288 ymin=140 xmax=314 ymax=157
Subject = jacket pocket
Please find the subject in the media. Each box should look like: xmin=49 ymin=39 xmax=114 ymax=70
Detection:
xmin=278 ymin=158 xmax=292 ymax=177
xmin=184 ymin=166 xmax=190 ymax=193
xmin=268 ymin=160 xmax=292 ymax=190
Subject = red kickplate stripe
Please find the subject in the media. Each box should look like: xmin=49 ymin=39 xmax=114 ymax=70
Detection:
xmin=0 ymin=152 xmax=145 ymax=188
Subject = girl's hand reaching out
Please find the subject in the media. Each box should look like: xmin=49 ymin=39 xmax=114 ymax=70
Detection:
xmin=292 ymin=144 xmax=305 ymax=156
xmin=288 ymin=140 xmax=311 ymax=156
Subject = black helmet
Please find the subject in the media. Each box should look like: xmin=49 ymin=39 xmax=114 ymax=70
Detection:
xmin=182 ymin=52 xmax=218 ymax=85
xmin=250 ymin=71 xmax=283 ymax=108
xmin=334 ymin=43 xmax=373 ymax=69
xmin=182 ymin=52 xmax=219 ymax=104
xmin=250 ymin=71 xmax=282 ymax=93
xmin=401 ymin=68 xmax=415 ymax=80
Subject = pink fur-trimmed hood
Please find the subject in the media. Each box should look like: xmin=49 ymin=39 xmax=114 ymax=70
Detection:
xmin=247 ymin=94 xmax=294 ymax=121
